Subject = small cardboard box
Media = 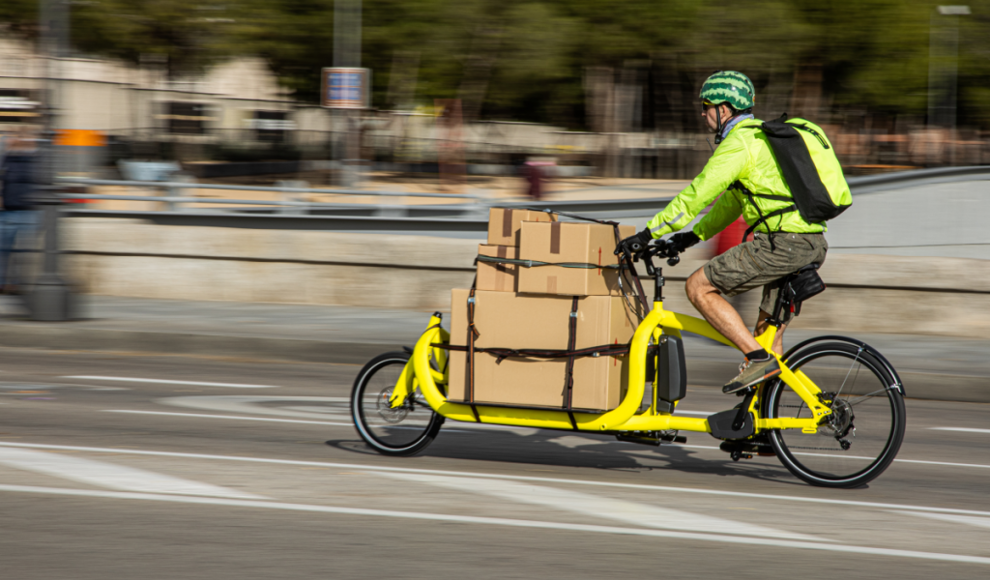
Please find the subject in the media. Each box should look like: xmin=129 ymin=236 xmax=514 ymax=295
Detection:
xmin=487 ymin=208 xmax=558 ymax=246
xmin=447 ymin=288 xmax=642 ymax=411
xmin=477 ymin=244 xmax=518 ymax=292
xmin=517 ymin=221 xmax=636 ymax=296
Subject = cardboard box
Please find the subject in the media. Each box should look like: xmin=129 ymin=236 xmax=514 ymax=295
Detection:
xmin=477 ymin=244 xmax=518 ymax=292
xmin=487 ymin=208 xmax=557 ymax=246
xmin=517 ymin=221 xmax=636 ymax=296
xmin=447 ymin=288 xmax=643 ymax=411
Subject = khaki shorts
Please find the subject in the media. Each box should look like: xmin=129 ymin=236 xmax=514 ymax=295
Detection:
xmin=703 ymin=232 xmax=828 ymax=320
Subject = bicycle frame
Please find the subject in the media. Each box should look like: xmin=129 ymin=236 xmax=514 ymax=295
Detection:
xmin=391 ymin=294 xmax=834 ymax=436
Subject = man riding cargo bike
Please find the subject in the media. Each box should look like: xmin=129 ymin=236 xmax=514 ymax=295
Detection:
xmin=350 ymin=71 xmax=904 ymax=489
xmin=619 ymin=70 xmax=852 ymax=395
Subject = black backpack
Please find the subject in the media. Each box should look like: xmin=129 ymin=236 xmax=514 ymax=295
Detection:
xmin=736 ymin=114 xmax=851 ymax=239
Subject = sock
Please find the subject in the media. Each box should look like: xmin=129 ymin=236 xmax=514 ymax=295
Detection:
xmin=745 ymin=348 xmax=770 ymax=361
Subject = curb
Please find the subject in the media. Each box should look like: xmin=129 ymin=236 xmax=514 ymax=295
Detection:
xmin=0 ymin=322 xmax=404 ymax=366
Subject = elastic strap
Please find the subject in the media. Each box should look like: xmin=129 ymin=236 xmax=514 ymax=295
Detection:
xmin=467 ymin=283 xmax=480 ymax=404
xmin=563 ymin=297 xmax=579 ymax=410
xmin=438 ymin=342 xmax=637 ymax=360
xmin=515 ymin=208 xmax=619 ymax=227
xmin=476 ymin=254 xmax=625 ymax=270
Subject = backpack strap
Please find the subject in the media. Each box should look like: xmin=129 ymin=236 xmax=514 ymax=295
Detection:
xmin=731 ymin=180 xmax=798 ymax=249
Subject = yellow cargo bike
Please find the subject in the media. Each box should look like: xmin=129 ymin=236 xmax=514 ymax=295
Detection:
xmin=350 ymin=235 xmax=906 ymax=488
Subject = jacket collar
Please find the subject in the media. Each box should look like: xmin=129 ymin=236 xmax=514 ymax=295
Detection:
xmin=719 ymin=113 xmax=755 ymax=141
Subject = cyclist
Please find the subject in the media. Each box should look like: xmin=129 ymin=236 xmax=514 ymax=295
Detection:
xmin=620 ymin=70 xmax=847 ymax=395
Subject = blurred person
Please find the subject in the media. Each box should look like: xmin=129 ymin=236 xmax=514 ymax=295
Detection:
xmin=523 ymin=158 xmax=554 ymax=200
xmin=619 ymin=71 xmax=847 ymax=395
xmin=0 ymin=127 xmax=40 ymax=294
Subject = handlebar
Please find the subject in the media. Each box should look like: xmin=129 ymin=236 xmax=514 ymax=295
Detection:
xmin=618 ymin=238 xmax=682 ymax=277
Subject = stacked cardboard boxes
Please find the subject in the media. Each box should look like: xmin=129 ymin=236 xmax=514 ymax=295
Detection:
xmin=448 ymin=208 xmax=642 ymax=412
xmin=476 ymin=208 xmax=556 ymax=293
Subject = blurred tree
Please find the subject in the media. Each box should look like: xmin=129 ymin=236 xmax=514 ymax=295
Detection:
xmin=2 ymin=0 xmax=989 ymax=129
xmin=0 ymin=0 xmax=37 ymax=37
xmin=70 ymin=0 xmax=237 ymax=78
xmin=0 ymin=0 xmax=237 ymax=78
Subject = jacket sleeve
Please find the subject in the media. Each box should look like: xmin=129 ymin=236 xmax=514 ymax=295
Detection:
xmin=694 ymin=189 xmax=743 ymax=241
xmin=646 ymin=134 xmax=750 ymax=238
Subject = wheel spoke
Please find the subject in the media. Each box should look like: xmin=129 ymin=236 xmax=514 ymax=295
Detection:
xmin=766 ymin=341 xmax=905 ymax=488
xmin=351 ymin=353 xmax=442 ymax=456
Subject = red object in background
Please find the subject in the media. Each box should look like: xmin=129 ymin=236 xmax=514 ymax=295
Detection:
xmin=524 ymin=161 xmax=554 ymax=200
xmin=714 ymin=217 xmax=753 ymax=255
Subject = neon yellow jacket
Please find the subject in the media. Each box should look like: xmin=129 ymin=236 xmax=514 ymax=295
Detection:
xmin=646 ymin=118 xmax=848 ymax=240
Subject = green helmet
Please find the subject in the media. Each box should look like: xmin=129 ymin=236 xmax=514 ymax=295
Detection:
xmin=699 ymin=70 xmax=755 ymax=111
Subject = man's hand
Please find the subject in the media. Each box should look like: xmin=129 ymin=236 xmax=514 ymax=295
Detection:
xmin=615 ymin=228 xmax=653 ymax=256
xmin=669 ymin=231 xmax=700 ymax=253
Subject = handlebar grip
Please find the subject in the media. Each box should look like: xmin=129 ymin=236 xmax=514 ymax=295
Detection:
xmin=667 ymin=255 xmax=680 ymax=266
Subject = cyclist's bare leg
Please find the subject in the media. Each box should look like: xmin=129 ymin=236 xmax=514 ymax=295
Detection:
xmin=754 ymin=309 xmax=786 ymax=354
xmin=685 ymin=268 xmax=761 ymax=354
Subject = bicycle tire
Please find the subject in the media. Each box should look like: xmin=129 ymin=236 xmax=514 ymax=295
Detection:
xmin=763 ymin=340 xmax=905 ymax=488
xmin=351 ymin=351 xmax=444 ymax=456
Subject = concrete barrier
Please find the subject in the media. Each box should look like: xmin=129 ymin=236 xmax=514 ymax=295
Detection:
xmin=62 ymin=217 xmax=990 ymax=338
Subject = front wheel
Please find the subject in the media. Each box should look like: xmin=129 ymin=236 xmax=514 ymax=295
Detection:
xmin=351 ymin=351 xmax=443 ymax=456
xmin=763 ymin=341 xmax=905 ymax=488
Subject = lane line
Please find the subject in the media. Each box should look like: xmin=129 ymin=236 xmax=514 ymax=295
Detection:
xmin=62 ymin=376 xmax=279 ymax=389
xmin=2 ymin=441 xmax=989 ymax=519
xmin=0 ymin=447 xmax=265 ymax=499
xmin=1 ymin=484 xmax=989 ymax=565
xmin=103 ymin=410 xmax=472 ymax=432
xmin=106 ymin=409 xmax=354 ymax=427
xmin=379 ymin=471 xmax=822 ymax=541
xmin=931 ymin=427 xmax=990 ymax=435
xmin=893 ymin=511 xmax=990 ymax=530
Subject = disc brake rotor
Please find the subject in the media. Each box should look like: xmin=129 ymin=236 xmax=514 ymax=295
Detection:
xmin=826 ymin=398 xmax=854 ymax=438
xmin=376 ymin=388 xmax=409 ymax=423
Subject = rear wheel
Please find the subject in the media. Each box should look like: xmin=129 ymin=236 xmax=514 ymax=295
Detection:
xmin=351 ymin=352 xmax=443 ymax=456
xmin=764 ymin=341 xmax=905 ymax=488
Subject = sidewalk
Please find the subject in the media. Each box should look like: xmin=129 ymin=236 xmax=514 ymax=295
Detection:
xmin=0 ymin=295 xmax=987 ymax=403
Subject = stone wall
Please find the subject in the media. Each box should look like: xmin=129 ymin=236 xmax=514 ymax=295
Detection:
xmin=62 ymin=218 xmax=990 ymax=339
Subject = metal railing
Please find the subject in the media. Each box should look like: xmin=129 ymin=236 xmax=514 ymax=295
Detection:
xmin=53 ymin=166 xmax=990 ymax=234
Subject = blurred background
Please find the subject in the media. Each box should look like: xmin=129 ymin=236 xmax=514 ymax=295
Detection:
xmin=0 ymin=0 xmax=988 ymax=333
xmin=1 ymin=0 xmax=988 ymax=182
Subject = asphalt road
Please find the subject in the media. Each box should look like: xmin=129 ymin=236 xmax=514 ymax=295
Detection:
xmin=2 ymin=347 xmax=989 ymax=579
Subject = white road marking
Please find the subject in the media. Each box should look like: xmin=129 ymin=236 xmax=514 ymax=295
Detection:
xmin=894 ymin=511 xmax=990 ymax=530
xmin=104 ymin=409 xmax=471 ymax=433
xmin=2 ymin=483 xmax=989 ymax=564
xmin=63 ymin=376 xmax=279 ymax=389
xmin=158 ymin=396 xmax=536 ymax=435
xmin=931 ymin=427 xmax=990 ymax=435
xmin=162 ymin=395 xmax=348 ymax=420
xmin=2 ymin=441 xmax=989 ymax=519
xmin=106 ymin=409 xmax=354 ymax=427
xmin=0 ymin=447 xmax=264 ymax=499
xmin=380 ymin=472 xmax=821 ymax=541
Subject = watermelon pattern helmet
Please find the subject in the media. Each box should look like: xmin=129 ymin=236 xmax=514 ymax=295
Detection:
xmin=699 ymin=71 xmax=755 ymax=111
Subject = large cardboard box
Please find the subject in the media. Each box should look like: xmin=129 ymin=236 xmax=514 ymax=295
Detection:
xmin=447 ymin=289 xmax=642 ymax=411
xmin=476 ymin=244 xmax=518 ymax=292
xmin=517 ymin=221 xmax=636 ymax=296
xmin=487 ymin=208 xmax=558 ymax=246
